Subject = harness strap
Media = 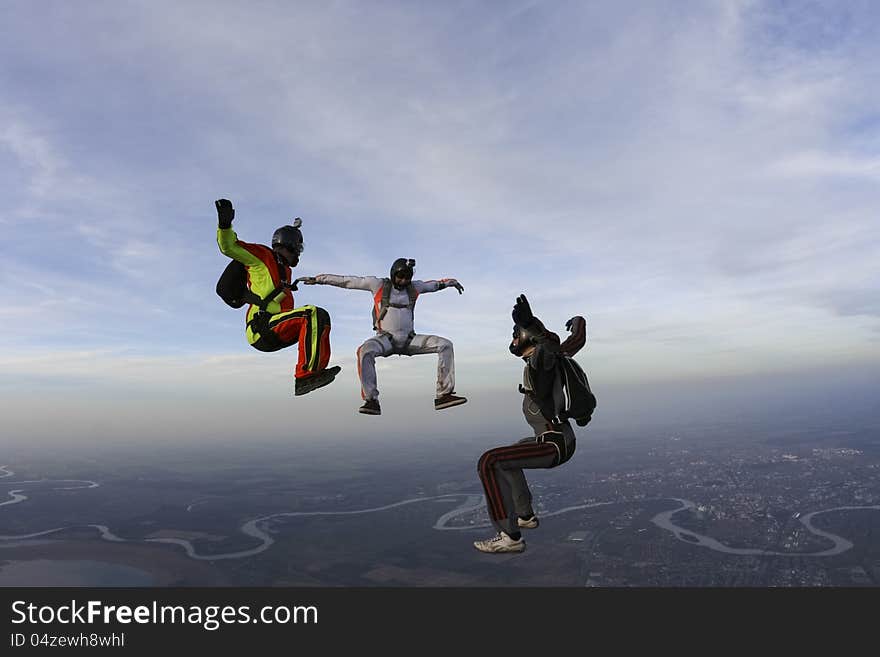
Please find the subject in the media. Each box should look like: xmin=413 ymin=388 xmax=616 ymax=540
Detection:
xmin=256 ymin=255 xmax=289 ymax=311
xmin=372 ymin=279 xmax=419 ymax=330
xmin=372 ymin=329 xmax=417 ymax=354
xmin=247 ymin=255 xmax=290 ymax=336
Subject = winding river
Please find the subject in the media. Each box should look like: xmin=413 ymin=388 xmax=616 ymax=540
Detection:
xmin=1 ymin=465 xmax=878 ymax=560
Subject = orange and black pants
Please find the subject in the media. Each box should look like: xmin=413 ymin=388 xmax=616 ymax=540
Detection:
xmin=248 ymin=305 xmax=332 ymax=379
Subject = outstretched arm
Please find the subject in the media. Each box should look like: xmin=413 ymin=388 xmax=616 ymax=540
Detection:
xmin=305 ymin=274 xmax=384 ymax=293
xmin=560 ymin=316 xmax=587 ymax=356
xmin=413 ymin=278 xmax=464 ymax=294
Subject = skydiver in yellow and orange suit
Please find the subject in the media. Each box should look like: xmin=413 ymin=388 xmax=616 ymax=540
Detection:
xmin=214 ymin=198 xmax=340 ymax=396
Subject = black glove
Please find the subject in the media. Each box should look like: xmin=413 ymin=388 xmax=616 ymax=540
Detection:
xmin=512 ymin=294 xmax=534 ymax=327
xmin=215 ymin=198 xmax=234 ymax=229
xmin=565 ymin=316 xmax=585 ymax=332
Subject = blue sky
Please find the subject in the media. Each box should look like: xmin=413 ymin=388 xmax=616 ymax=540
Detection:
xmin=1 ymin=1 xmax=878 ymax=445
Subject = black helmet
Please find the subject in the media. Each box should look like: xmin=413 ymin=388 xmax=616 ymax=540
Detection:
xmin=390 ymin=258 xmax=415 ymax=289
xmin=272 ymin=225 xmax=303 ymax=252
xmin=272 ymin=218 xmax=304 ymax=266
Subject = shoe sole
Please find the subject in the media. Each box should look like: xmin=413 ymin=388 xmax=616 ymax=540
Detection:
xmin=358 ymin=408 xmax=381 ymax=415
xmin=517 ymin=519 xmax=539 ymax=529
xmin=435 ymin=398 xmax=467 ymax=410
xmin=294 ymin=367 xmax=341 ymax=396
xmin=473 ymin=543 xmax=526 ymax=554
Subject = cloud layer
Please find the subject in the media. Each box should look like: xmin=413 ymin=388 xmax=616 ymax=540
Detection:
xmin=2 ymin=1 xmax=878 ymax=441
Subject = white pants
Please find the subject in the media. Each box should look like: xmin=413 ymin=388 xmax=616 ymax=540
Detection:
xmin=356 ymin=333 xmax=455 ymax=400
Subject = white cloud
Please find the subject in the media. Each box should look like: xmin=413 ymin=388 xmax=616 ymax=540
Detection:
xmin=767 ymin=151 xmax=880 ymax=180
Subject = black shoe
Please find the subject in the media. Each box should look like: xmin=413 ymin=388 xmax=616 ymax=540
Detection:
xmin=358 ymin=399 xmax=381 ymax=415
xmin=294 ymin=366 xmax=341 ymax=396
xmin=435 ymin=392 xmax=467 ymax=410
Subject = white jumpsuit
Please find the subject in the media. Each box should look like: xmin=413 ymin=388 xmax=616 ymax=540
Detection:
xmin=313 ymin=275 xmax=458 ymax=401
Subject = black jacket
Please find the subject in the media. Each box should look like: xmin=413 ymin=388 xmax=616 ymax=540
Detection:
xmin=521 ymin=315 xmax=587 ymax=429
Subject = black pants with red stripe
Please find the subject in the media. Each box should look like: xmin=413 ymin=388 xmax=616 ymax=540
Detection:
xmin=477 ymin=425 xmax=576 ymax=536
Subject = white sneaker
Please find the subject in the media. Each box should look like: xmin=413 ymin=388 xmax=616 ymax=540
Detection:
xmin=473 ymin=531 xmax=525 ymax=553
xmin=517 ymin=515 xmax=539 ymax=529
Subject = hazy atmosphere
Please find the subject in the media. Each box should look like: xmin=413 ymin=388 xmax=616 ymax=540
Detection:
xmin=2 ymin=0 xmax=879 ymax=446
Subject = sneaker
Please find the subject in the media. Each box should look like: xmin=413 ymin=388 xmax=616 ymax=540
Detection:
xmin=358 ymin=399 xmax=381 ymax=415
xmin=517 ymin=515 xmax=540 ymax=529
xmin=294 ymin=366 xmax=341 ymax=396
xmin=435 ymin=392 xmax=467 ymax=410
xmin=473 ymin=531 xmax=525 ymax=554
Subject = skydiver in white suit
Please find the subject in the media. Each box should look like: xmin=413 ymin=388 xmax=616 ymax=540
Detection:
xmin=304 ymin=258 xmax=466 ymax=415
